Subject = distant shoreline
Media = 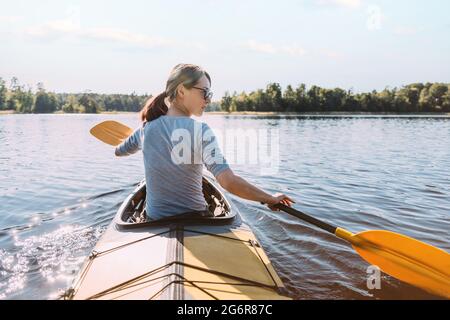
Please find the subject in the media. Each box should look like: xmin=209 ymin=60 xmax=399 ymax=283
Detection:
xmin=205 ymin=111 xmax=450 ymax=116
xmin=2 ymin=110 xmax=450 ymax=117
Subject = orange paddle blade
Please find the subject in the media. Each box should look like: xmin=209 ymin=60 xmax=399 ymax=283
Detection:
xmin=90 ymin=121 xmax=133 ymax=146
xmin=338 ymin=229 xmax=450 ymax=298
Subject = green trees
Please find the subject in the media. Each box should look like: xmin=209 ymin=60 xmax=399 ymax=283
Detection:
xmin=306 ymin=85 xmax=321 ymax=112
xmin=0 ymin=78 xmax=7 ymax=110
xmin=62 ymin=95 xmax=82 ymax=113
xmin=79 ymin=94 xmax=100 ymax=113
xmin=33 ymin=86 xmax=59 ymax=113
xmin=0 ymin=76 xmax=448 ymax=114
xmin=428 ymin=83 xmax=448 ymax=111
xmin=265 ymin=83 xmax=283 ymax=112
xmin=219 ymin=82 xmax=450 ymax=113
xmin=7 ymin=77 xmax=34 ymax=113
xmin=221 ymin=91 xmax=233 ymax=113
xmin=17 ymin=89 xmax=34 ymax=113
xmin=0 ymin=77 xmax=150 ymax=114
xmin=294 ymin=84 xmax=308 ymax=112
xmin=283 ymin=85 xmax=297 ymax=112
xmin=321 ymin=88 xmax=347 ymax=112
xmin=443 ymin=88 xmax=450 ymax=112
xmin=101 ymin=93 xmax=149 ymax=112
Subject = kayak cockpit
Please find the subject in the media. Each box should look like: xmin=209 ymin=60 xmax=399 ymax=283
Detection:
xmin=115 ymin=175 xmax=236 ymax=229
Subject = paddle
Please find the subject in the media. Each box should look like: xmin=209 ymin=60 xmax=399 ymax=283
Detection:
xmin=90 ymin=120 xmax=134 ymax=146
xmin=275 ymin=203 xmax=450 ymax=298
xmin=90 ymin=120 xmax=450 ymax=298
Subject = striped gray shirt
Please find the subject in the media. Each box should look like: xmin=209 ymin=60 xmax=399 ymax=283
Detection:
xmin=115 ymin=116 xmax=229 ymax=220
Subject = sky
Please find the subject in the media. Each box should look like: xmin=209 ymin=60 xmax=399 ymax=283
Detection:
xmin=1 ymin=0 xmax=449 ymax=98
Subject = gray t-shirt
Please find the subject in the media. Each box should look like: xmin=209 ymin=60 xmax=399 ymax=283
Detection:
xmin=115 ymin=115 xmax=229 ymax=220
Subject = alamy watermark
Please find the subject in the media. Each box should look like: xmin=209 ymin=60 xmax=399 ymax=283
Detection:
xmin=169 ymin=123 xmax=280 ymax=176
xmin=366 ymin=5 xmax=383 ymax=31
xmin=367 ymin=265 xmax=381 ymax=290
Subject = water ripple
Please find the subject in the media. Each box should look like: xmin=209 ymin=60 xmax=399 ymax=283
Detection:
xmin=1 ymin=114 xmax=449 ymax=300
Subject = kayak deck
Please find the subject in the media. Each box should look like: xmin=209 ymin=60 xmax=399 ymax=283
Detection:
xmin=65 ymin=173 xmax=291 ymax=300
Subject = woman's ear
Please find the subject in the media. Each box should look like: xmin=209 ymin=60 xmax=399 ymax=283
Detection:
xmin=176 ymin=84 xmax=185 ymax=98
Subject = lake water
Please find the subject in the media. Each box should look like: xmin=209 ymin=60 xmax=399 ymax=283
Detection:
xmin=0 ymin=114 xmax=449 ymax=300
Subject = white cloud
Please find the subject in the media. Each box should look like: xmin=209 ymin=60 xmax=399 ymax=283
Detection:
xmin=321 ymin=50 xmax=342 ymax=59
xmin=82 ymin=27 xmax=172 ymax=48
xmin=394 ymin=26 xmax=418 ymax=36
xmin=281 ymin=45 xmax=307 ymax=57
xmin=244 ymin=40 xmax=306 ymax=57
xmin=24 ymin=18 xmax=173 ymax=49
xmin=315 ymin=0 xmax=362 ymax=9
xmin=25 ymin=18 xmax=80 ymax=37
xmin=245 ymin=40 xmax=277 ymax=54
xmin=0 ymin=16 xmax=24 ymax=23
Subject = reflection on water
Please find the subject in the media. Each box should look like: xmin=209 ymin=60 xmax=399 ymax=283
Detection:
xmin=0 ymin=114 xmax=449 ymax=299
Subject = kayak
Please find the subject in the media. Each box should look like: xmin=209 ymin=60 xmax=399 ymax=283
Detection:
xmin=64 ymin=171 xmax=291 ymax=300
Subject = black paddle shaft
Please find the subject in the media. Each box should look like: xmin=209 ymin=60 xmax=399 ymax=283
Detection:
xmin=274 ymin=204 xmax=338 ymax=235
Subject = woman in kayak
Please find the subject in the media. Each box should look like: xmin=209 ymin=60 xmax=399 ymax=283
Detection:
xmin=115 ymin=63 xmax=294 ymax=220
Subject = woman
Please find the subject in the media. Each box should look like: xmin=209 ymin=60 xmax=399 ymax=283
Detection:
xmin=115 ymin=63 xmax=294 ymax=220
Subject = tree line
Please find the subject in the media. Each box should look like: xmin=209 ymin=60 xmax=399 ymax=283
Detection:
xmin=0 ymin=77 xmax=150 ymax=113
xmin=1 ymin=76 xmax=449 ymax=114
xmin=220 ymin=82 xmax=450 ymax=113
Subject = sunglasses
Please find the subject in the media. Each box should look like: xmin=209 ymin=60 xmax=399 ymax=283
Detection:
xmin=192 ymin=87 xmax=213 ymax=101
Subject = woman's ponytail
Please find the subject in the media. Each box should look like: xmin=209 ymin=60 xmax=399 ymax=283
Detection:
xmin=140 ymin=91 xmax=168 ymax=123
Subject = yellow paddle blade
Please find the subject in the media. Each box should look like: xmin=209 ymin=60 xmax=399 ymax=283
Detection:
xmin=342 ymin=229 xmax=450 ymax=298
xmin=90 ymin=121 xmax=134 ymax=146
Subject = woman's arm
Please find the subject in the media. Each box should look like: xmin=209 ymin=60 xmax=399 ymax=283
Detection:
xmin=200 ymin=123 xmax=294 ymax=210
xmin=115 ymin=127 xmax=143 ymax=157
xmin=216 ymin=169 xmax=295 ymax=211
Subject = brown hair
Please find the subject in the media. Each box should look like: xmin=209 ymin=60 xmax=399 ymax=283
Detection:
xmin=140 ymin=63 xmax=211 ymax=122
